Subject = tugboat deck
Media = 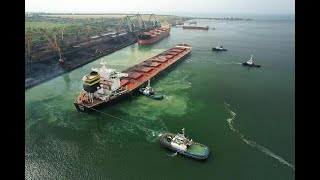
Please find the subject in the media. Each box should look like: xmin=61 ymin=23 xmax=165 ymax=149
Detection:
xmin=186 ymin=143 xmax=207 ymax=156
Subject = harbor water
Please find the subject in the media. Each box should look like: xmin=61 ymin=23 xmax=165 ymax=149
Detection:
xmin=25 ymin=15 xmax=295 ymax=179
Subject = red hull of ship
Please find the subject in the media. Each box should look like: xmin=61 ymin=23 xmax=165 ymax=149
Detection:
xmin=182 ymin=26 xmax=209 ymax=30
xmin=138 ymin=29 xmax=170 ymax=44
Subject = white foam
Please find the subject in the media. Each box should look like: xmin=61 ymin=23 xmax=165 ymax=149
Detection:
xmin=231 ymin=61 xmax=242 ymax=64
xmin=186 ymin=59 xmax=193 ymax=63
xmin=167 ymin=152 xmax=178 ymax=157
xmin=224 ymin=102 xmax=237 ymax=132
xmin=224 ymin=102 xmax=295 ymax=171
xmin=243 ymin=137 xmax=295 ymax=170
xmin=182 ymin=74 xmax=190 ymax=81
xmin=165 ymin=95 xmax=173 ymax=100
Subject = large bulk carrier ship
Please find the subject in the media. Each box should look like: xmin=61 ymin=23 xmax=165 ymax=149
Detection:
xmin=74 ymin=44 xmax=192 ymax=113
xmin=137 ymin=27 xmax=171 ymax=44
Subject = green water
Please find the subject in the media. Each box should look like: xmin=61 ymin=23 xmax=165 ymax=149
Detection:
xmin=25 ymin=17 xmax=295 ymax=179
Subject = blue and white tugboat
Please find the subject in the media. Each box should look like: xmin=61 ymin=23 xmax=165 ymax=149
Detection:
xmin=242 ymin=55 xmax=261 ymax=67
xmin=212 ymin=43 xmax=227 ymax=51
xmin=139 ymin=80 xmax=164 ymax=100
xmin=159 ymin=128 xmax=209 ymax=160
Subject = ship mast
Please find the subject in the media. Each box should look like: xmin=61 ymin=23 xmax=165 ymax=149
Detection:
xmin=249 ymin=55 xmax=254 ymax=63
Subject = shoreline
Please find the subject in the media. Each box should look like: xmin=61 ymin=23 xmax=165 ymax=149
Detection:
xmin=25 ymin=36 xmax=137 ymax=90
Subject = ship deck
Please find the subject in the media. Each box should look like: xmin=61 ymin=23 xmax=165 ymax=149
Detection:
xmin=79 ymin=45 xmax=191 ymax=108
xmin=123 ymin=47 xmax=190 ymax=91
xmin=186 ymin=143 xmax=207 ymax=156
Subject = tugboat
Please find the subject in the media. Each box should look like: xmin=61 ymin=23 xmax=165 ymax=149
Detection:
xmin=139 ymin=80 xmax=163 ymax=100
xmin=212 ymin=43 xmax=227 ymax=51
xmin=242 ymin=55 xmax=261 ymax=67
xmin=159 ymin=128 xmax=209 ymax=160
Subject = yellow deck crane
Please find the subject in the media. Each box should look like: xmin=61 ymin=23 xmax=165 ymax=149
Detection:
xmin=40 ymin=28 xmax=64 ymax=63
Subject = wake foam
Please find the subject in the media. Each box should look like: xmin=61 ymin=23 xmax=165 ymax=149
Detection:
xmin=224 ymin=102 xmax=295 ymax=171
xmin=167 ymin=152 xmax=178 ymax=157
xmin=242 ymin=137 xmax=295 ymax=170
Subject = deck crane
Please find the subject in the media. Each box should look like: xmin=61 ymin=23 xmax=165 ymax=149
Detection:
xmin=40 ymin=28 xmax=64 ymax=63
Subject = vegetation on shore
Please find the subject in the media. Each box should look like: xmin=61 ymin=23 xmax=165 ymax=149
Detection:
xmin=25 ymin=13 xmax=192 ymax=46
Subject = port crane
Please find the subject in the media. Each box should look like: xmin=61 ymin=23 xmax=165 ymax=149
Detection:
xmin=147 ymin=14 xmax=161 ymax=29
xmin=124 ymin=16 xmax=136 ymax=33
xmin=136 ymin=13 xmax=147 ymax=30
xmin=115 ymin=15 xmax=136 ymax=35
xmin=117 ymin=14 xmax=150 ymax=34
xmin=40 ymin=28 xmax=64 ymax=63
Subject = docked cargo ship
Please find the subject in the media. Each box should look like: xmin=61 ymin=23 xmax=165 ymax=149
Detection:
xmin=74 ymin=44 xmax=192 ymax=113
xmin=182 ymin=25 xmax=209 ymax=30
xmin=137 ymin=28 xmax=171 ymax=44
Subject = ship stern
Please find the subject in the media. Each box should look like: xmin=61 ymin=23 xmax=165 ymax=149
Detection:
xmin=74 ymin=102 xmax=90 ymax=113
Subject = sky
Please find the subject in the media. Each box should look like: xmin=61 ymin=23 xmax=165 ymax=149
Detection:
xmin=25 ymin=0 xmax=295 ymax=15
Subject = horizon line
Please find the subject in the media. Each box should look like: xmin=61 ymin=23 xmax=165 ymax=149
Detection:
xmin=24 ymin=11 xmax=295 ymax=15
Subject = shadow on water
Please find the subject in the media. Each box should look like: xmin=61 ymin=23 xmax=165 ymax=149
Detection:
xmin=138 ymin=44 xmax=154 ymax=51
xmin=62 ymin=73 xmax=71 ymax=90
